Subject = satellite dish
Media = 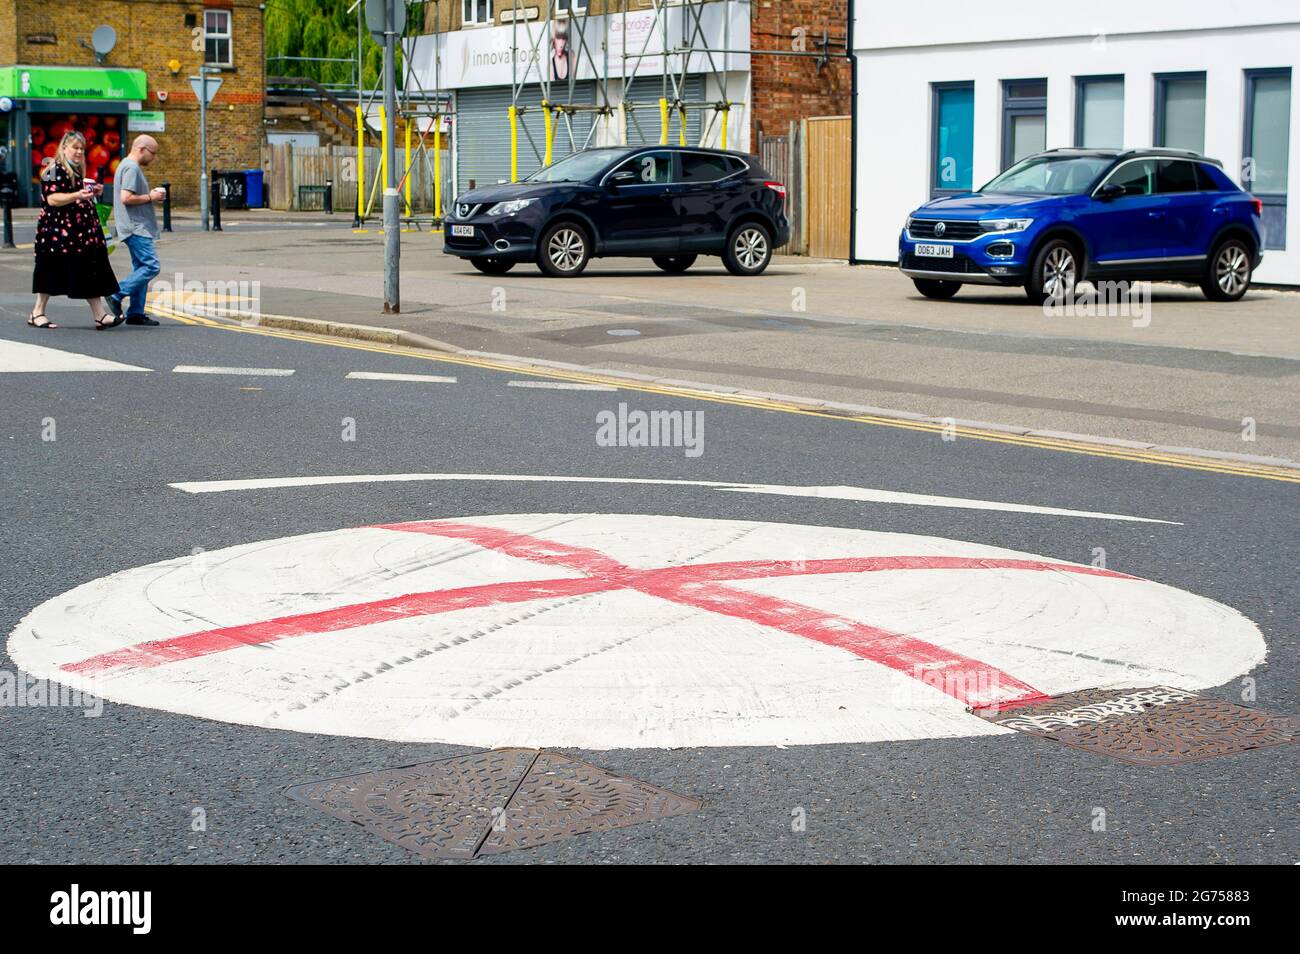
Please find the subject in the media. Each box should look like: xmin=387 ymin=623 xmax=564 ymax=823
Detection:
xmin=90 ymin=25 xmax=117 ymax=63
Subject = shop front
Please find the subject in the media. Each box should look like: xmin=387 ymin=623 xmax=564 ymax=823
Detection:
xmin=0 ymin=66 xmax=148 ymax=207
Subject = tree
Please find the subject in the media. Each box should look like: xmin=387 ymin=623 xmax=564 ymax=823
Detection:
xmin=265 ymin=0 xmax=426 ymax=90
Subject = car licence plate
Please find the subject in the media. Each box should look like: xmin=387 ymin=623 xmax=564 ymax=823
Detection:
xmin=451 ymin=224 xmax=475 ymax=237
xmin=915 ymin=243 xmax=954 ymax=258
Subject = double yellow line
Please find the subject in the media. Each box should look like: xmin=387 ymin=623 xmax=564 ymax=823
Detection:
xmin=147 ymin=302 xmax=1300 ymax=484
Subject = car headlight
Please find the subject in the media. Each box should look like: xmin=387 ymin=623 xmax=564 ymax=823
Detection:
xmin=980 ymin=217 xmax=1033 ymax=233
xmin=486 ymin=198 xmax=536 ymax=216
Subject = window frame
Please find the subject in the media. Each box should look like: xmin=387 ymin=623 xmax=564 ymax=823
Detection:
xmin=1153 ymin=71 xmax=1207 ymax=151
xmin=462 ymin=0 xmax=494 ymax=26
xmin=203 ymin=8 xmax=233 ymax=68
xmin=1243 ymin=67 xmax=1290 ymax=251
xmin=1074 ymin=74 xmax=1124 ymax=148
xmin=1001 ymin=78 xmax=1048 ymax=171
xmin=929 ymin=81 xmax=975 ymax=197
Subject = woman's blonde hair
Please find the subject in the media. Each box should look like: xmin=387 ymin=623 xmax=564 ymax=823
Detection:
xmin=56 ymin=131 xmax=86 ymax=184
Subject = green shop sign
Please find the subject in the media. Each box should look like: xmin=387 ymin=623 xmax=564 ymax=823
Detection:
xmin=0 ymin=66 xmax=148 ymax=102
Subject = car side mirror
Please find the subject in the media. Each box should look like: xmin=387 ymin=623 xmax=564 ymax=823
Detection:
xmin=1096 ymin=182 xmax=1125 ymax=201
xmin=608 ymin=170 xmax=637 ymax=189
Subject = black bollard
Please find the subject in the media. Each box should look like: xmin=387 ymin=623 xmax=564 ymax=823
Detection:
xmin=161 ymin=182 xmax=172 ymax=232
xmin=0 ymin=171 xmax=16 ymax=248
xmin=325 ymin=179 xmax=334 ymax=215
xmin=210 ymin=171 xmax=222 ymax=232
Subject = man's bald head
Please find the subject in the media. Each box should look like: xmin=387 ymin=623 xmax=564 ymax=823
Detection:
xmin=130 ymin=135 xmax=160 ymax=165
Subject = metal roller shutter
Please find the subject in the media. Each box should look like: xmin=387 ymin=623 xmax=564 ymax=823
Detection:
xmin=454 ymin=83 xmax=597 ymax=198
xmin=621 ymin=75 xmax=705 ymax=147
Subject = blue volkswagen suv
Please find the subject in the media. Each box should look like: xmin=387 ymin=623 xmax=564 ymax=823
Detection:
xmin=444 ymin=145 xmax=789 ymax=277
xmin=899 ymin=148 xmax=1264 ymax=302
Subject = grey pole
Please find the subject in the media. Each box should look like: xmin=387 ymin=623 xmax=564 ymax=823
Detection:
xmin=382 ymin=0 xmax=400 ymax=312
xmin=199 ymin=70 xmax=209 ymax=231
xmin=379 ymin=0 xmax=400 ymax=314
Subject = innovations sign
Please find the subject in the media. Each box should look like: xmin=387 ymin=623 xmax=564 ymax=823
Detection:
xmin=405 ymin=1 xmax=750 ymax=90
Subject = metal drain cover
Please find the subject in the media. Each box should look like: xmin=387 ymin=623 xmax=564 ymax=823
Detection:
xmin=974 ymin=686 xmax=1300 ymax=765
xmin=285 ymin=748 xmax=702 ymax=859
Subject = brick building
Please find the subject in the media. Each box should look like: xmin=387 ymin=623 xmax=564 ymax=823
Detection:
xmin=0 ymin=0 xmax=266 ymax=207
xmin=750 ymin=0 xmax=851 ymax=140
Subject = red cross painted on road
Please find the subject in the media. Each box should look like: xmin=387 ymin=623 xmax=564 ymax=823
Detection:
xmin=62 ymin=520 xmax=1135 ymax=709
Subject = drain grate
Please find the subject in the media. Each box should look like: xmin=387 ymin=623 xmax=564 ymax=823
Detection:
xmin=974 ymin=686 xmax=1300 ymax=765
xmin=285 ymin=748 xmax=702 ymax=860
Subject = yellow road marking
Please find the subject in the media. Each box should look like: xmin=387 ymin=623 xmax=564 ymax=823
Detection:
xmin=145 ymin=303 xmax=1300 ymax=484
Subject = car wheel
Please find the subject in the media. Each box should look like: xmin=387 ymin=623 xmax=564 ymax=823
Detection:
xmin=652 ymin=254 xmax=697 ymax=274
xmin=537 ymin=222 xmax=591 ymax=277
xmin=912 ymin=278 xmax=961 ymax=300
xmin=471 ymin=257 xmax=515 ymax=276
xmin=723 ymin=222 xmax=772 ymax=276
xmin=1201 ymin=238 xmax=1252 ymax=302
xmin=1026 ymin=238 xmax=1079 ymax=304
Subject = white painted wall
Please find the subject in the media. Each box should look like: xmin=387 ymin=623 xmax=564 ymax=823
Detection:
xmin=852 ymin=4 xmax=1300 ymax=284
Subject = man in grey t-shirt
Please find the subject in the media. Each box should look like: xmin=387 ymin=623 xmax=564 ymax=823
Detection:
xmin=107 ymin=135 xmax=166 ymax=326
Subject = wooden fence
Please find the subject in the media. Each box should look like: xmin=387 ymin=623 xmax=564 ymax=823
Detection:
xmin=756 ymin=122 xmax=804 ymax=255
xmin=261 ymin=143 xmax=452 ymax=215
xmin=804 ymin=116 xmax=852 ymax=260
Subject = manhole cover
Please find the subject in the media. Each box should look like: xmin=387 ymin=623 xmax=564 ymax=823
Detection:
xmin=285 ymin=749 xmax=702 ymax=859
xmin=974 ymin=686 xmax=1300 ymax=765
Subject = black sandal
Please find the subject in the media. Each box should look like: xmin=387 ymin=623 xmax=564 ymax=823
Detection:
xmin=27 ymin=313 xmax=57 ymax=329
xmin=95 ymin=312 xmax=125 ymax=330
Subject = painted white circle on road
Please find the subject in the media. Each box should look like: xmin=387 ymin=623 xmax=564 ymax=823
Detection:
xmin=9 ymin=514 xmax=1265 ymax=749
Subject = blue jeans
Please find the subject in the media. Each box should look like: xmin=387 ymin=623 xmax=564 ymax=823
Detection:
xmin=113 ymin=234 xmax=161 ymax=317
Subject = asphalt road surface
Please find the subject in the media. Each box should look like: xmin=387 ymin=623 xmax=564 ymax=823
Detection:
xmin=1 ymin=305 xmax=1296 ymax=864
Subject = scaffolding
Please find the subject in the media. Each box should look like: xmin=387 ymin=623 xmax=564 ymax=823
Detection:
xmin=361 ymin=0 xmax=846 ymax=222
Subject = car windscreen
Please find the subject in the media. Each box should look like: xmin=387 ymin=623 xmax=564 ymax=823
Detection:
xmin=980 ymin=155 xmax=1113 ymax=195
xmin=524 ymin=149 xmax=628 ymax=183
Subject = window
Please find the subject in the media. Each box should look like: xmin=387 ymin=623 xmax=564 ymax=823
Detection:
xmin=1244 ymin=68 xmax=1290 ymax=250
xmin=1101 ymin=158 xmax=1157 ymax=196
xmin=203 ymin=9 xmax=231 ymax=67
xmin=1076 ymin=76 xmax=1124 ymax=148
xmin=679 ymin=153 xmax=735 ymax=183
xmin=1002 ymin=80 xmax=1047 ymax=170
xmin=931 ymin=83 xmax=974 ymax=193
xmin=1155 ymin=73 xmax=1206 ymax=152
xmin=611 ymin=151 xmax=671 ymax=185
xmin=556 ymin=0 xmax=587 ymax=12
xmin=462 ymin=1 xmax=493 ymax=25
xmin=1157 ymin=159 xmax=1199 ymax=193
xmin=982 ymin=154 xmax=1111 ymax=195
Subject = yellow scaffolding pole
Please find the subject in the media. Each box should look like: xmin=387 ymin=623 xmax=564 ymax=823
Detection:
xmin=678 ymin=105 xmax=687 ymax=146
xmin=379 ymin=104 xmax=389 ymax=190
xmin=404 ymin=120 xmax=412 ymax=217
xmin=355 ymin=106 xmax=365 ymax=220
xmin=509 ymin=105 xmax=519 ymax=182
xmin=720 ymin=102 xmax=729 ymax=151
xmin=658 ymin=98 xmax=669 ymax=146
xmin=542 ymin=101 xmax=554 ymax=167
xmin=433 ymin=115 xmax=442 ymax=220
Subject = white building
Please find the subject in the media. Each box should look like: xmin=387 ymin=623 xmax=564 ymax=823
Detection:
xmin=851 ymin=2 xmax=1298 ymax=285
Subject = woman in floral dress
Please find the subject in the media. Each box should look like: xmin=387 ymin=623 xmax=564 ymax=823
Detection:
xmin=28 ymin=131 xmax=122 ymax=330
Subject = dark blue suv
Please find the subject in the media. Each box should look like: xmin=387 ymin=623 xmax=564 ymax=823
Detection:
xmin=899 ymin=148 xmax=1264 ymax=302
xmin=444 ymin=145 xmax=789 ymax=277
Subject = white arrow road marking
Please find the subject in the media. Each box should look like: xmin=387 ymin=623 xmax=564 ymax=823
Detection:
xmin=165 ymin=472 xmax=1180 ymax=524
xmin=346 ymin=371 xmax=457 ymax=383
xmin=173 ymin=365 xmax=295 ymax=376
xmin=8 ymin=514 xmax=1259 ymax=749
xmin=508 ymin=380 xmax=618 ymax=391
xmin=0 ymin=338 xmax=149 ymax=373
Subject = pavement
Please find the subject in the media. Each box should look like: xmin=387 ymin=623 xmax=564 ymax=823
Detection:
xmin=0 ymin=219 xmax=1297 ymax=865
xmin=11 ymin=214 xmax=1289 ymax=464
